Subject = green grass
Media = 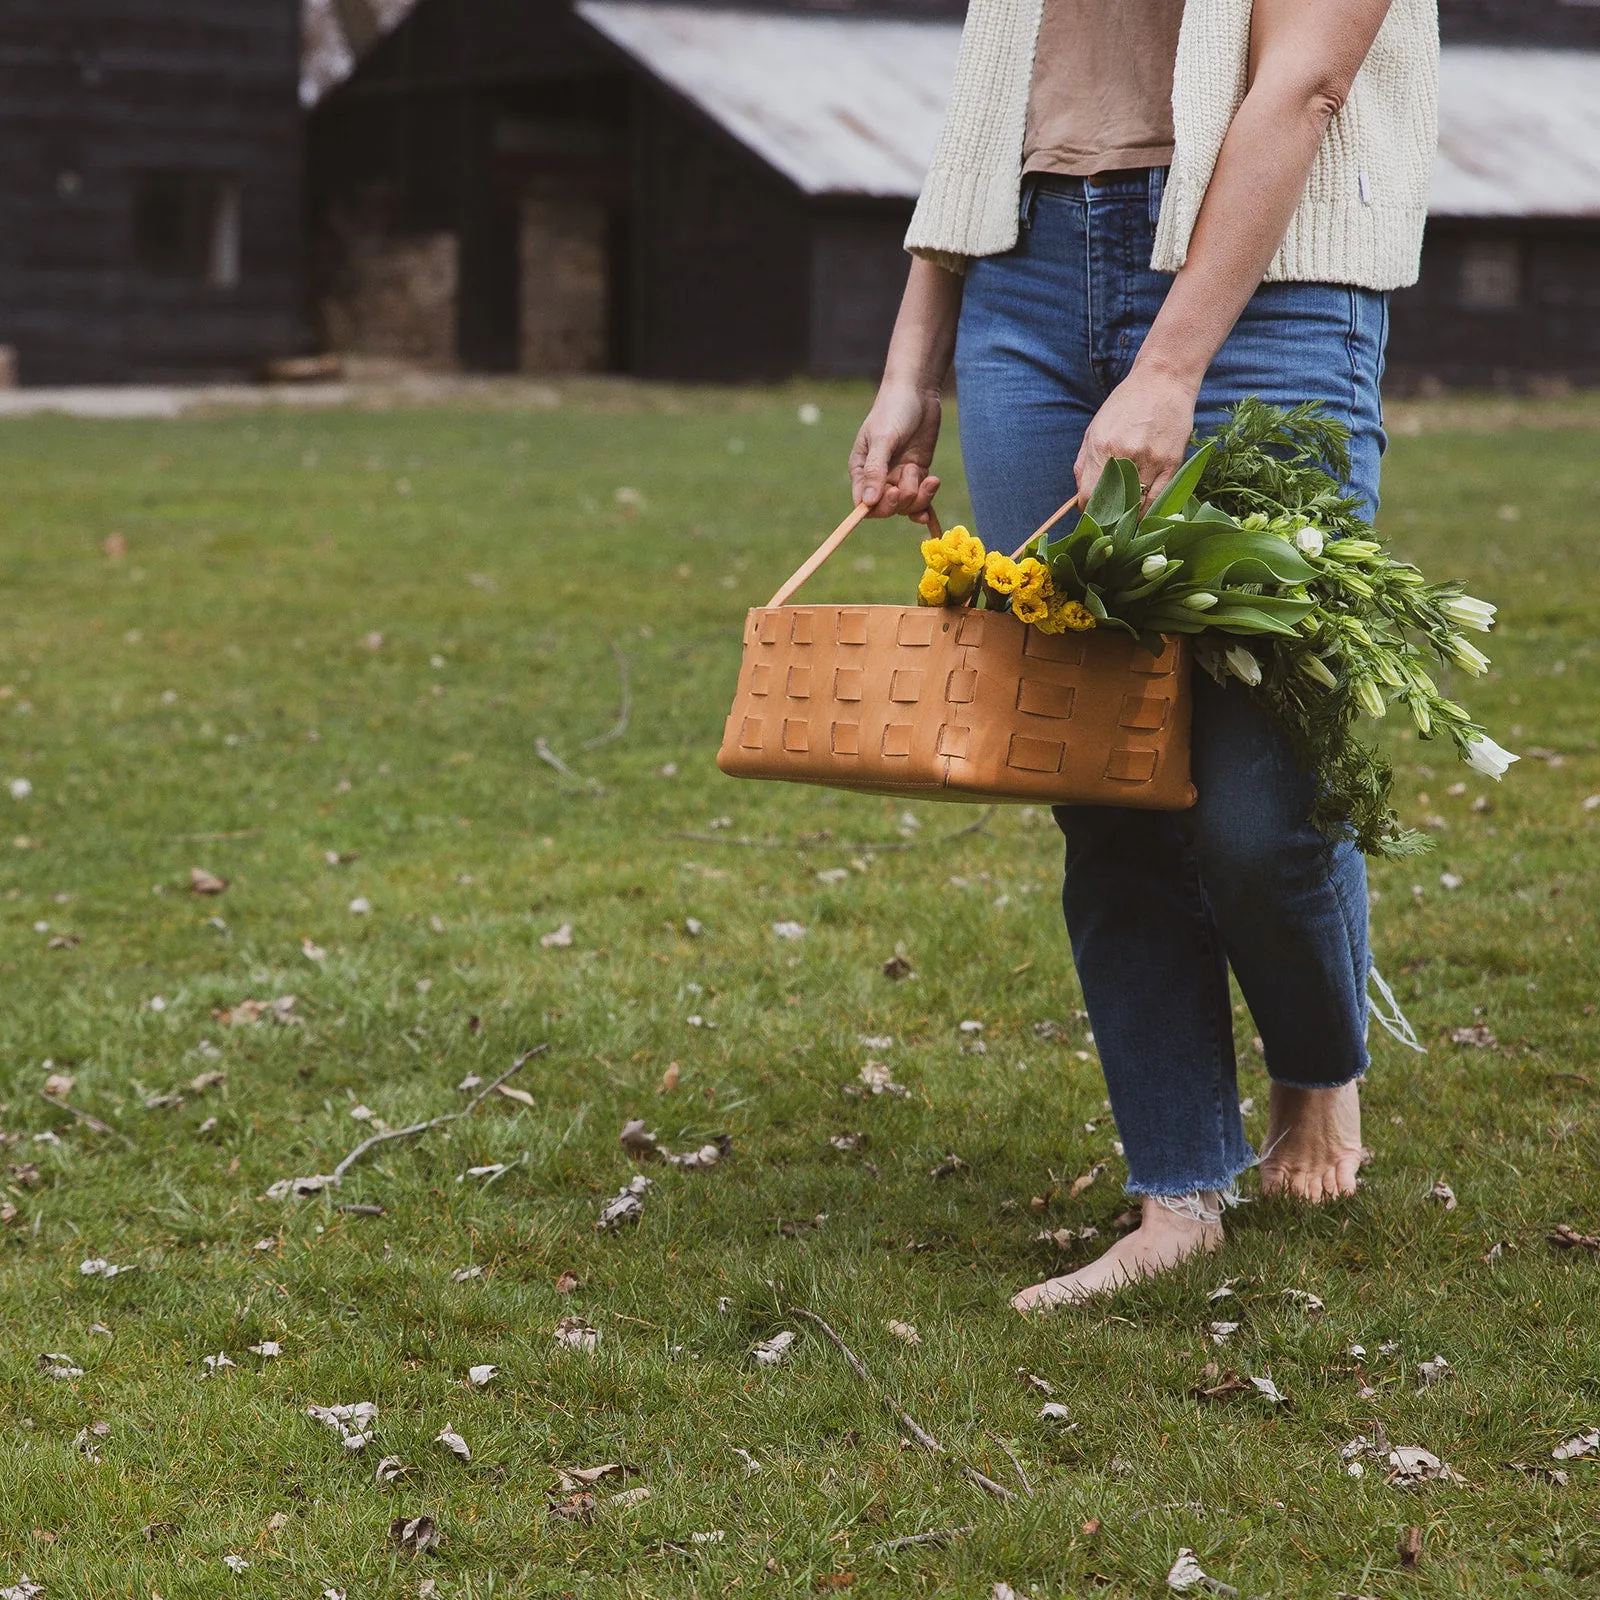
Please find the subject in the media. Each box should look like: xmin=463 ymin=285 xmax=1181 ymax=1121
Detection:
xmin=1 ymin=383 xmax=1597 ymax=1599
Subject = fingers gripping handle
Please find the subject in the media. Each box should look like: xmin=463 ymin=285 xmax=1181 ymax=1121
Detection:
xmin=766 ymin=505 xmax=944 ymax=609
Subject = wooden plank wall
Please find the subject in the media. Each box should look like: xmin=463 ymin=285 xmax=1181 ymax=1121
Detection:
xmin=0 ymin=0 xmax=304 ymax=383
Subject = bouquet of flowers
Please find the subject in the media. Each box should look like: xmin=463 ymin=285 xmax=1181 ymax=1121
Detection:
xmin=916 ymin=399 xmax=1515 ymax=856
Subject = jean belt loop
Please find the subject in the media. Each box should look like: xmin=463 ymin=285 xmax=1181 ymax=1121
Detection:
xmin=1019 ymin=173 xmax=1039 ymax=232
xmin=1148 ymin=165 xmax=1167 ymax=230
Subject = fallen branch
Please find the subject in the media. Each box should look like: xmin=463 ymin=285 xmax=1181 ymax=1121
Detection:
xmin=534 ymin=738 xmax=602 ymax=795
xmin=791 ymin=1308 xmax=871 ymax=1383
xmin=886 ymin=1400 xmax=942 ymax=1454
xmin=40 ymin=1092 xmax=134 ymax=1147
xmin=962 ymin=1464 xmax=1016 ymax=1501
xmin=581 ymin=641 xmax=631 ymax=750
xmin=673 ymin=808 xmax=995 ymax=856
xmin=331 ymin=1046 xmax=547 ymax=1182
xmin=986 ymin=1432 xmax=1033 ymax=1497
xmin=873 ymin=1526 xmax=975 ymax=1553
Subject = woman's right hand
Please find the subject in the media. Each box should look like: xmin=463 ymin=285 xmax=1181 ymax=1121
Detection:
xmin=848 ymin=380 xmax=943 ymax=521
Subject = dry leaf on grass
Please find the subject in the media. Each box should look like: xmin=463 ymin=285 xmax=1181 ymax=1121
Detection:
xmin=540 ymin=923 xmax=574 ymax=949
xmin=222 ymin=1554 xmax=250 ymax=1573
xmin=306 ymin=1401 xmax=376 ymax=1449
xmin=1427 ymin=1180 xmax=1458 ymax=1210
xmin=434 ymin=1426 xmax=471 ymax=1461
xmin=1017 ymin=1370 xmax=1055 ymax=1396
xmin=37 ymin=1353 xmax=83 ymax=1379
xmin=267 ymin=1173 xmax=337 ymax=1200
xmin=10 ymin=1164 xmax=42 ymax=1188
xmin=302 ymin=938 xmax=327 ymax=964
xmin=373 ymin=1455 xmax=413 ymax=1484
xmin=201 ymin=1353 xmax=236 ymax=1376
xmin=657 ymin=1062 xmax=680 ymax=1093
xmin=554 ymin=1270 xmax=580 ymax=1294
xmin=0 ymin=1576 xmax=44 ymax=1600
xmin=468 ymin=1365 xmax=497 ymax=1388
xmin=1552 ymin=1427 xmax=1599 ymax=1461
xmin=1036 ymin=1227 xmax=1099 ymax=1247
xmin=247 ymin=1341 xmax=281 ymax=1358
xmin=549 ymin=1491 xmax=596 ymax=1523
xmin=1193 ymin=1373 xmax=1252 ymax=1401
xmin=496 ymin=1084 xmax=536 ymax=1108
xmin=554 ymin=1317 xmax=600 ymax=1352
xmin=1417 ymin=1355 xmax=1452 ymax=1387
xmin=881 ymin=956 xmax=914 ymax=980
xmin=389 ymin=1514 xmax=439 ymax=1555
xmin=1281 ymin=1289 xmax=1325 ymax=1314
xmin=460 ymin=1163 xmax=508 ymax=1182
xmin=753 ymin=1331 xmax=797 ymax=1367
xmin=830 ymin=1133 xmax=862 ymax=1151
xmin=42 ymin=1072 xmax=75 ymax=1098
xmin=79 ymin=1258 xmax=136 ymax=1280
xmin=1166 ymin=1549 xmax=1236 ymax=1595
xmin=1506 ymin=1462 xmax=1569 ymax=1486
xmin=554 ymin=1463 xmax=635 ymax=1490
xmin=605 ymin=1485 xmax=651 ymax=1511
xmin=189 ymin=1070 xmax=226 ymax=1093
xmin=596 ymin=1174 xmax=651 ymax=1230
xmin=189 ymin=867 xmax=228 ymax=896
xmin=1249 ymin=1375 xmax=1288 ymax=1405
xmin=1070 ymin=1163 xmax=1107 ymax=1197
xmin=451 ymin=1266 xmax=484 ymax=1283
xmin=930 ymin=1154 xmax=968 ymax=1180
xmin=215 ymin=996 xmax=300 ymax=1028
xmin=886 ymin=1320 xmax=921 ymax=1346
xmin=1037 ymin=1403 xmax=1074 ymax=1424
xmin=1209 ymin=1322 xmax=1240 ymax=1346
xmin=846 ymin=1061 xmax=908 ymax=1098
xmin=1450 ymin=1024 xmax=1496 ymax=1048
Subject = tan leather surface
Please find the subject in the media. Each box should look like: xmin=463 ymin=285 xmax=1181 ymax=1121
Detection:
xmin=717 ymin=602 xmax=1196 ymax=809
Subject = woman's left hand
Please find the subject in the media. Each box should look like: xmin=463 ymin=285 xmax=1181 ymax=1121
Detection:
xmin=1074 ymin=365 xmax=1200 ymax=511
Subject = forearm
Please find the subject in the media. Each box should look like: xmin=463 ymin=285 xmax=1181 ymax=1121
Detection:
xmin=1134 ymin=0 xmax=1392 ymax=390
xmin=882 ymin=257 xmax=964 ymax=392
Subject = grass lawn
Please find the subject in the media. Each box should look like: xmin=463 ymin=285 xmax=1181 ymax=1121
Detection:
xmin=1 ymin=382 xmax=1597 ymax=1599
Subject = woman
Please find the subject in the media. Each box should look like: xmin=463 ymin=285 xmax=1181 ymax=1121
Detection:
xmin=849 ymin=0 xmax=1437 ymax=1310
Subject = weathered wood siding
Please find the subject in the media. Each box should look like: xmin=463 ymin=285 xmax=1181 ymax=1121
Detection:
xmin=0 ymin=0 xmax=304 ymax=383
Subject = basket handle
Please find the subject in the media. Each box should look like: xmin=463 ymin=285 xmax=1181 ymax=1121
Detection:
xmin=767 ymin=504 xmax=944 ymax=608
xmin=765 ymin=492 xmax=1077 ymax=610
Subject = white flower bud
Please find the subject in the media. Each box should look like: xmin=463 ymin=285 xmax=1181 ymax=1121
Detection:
xmin=1224 ymin=646 xmax=1262 ymax=687
xmin=1354 ymin=678 xmax=1387 ymax=719
xmin=1182 ymin=592 xmax=1218 ymax=611
xmin=1293 ymin=526 xmax=1325 ymax=557
xmin=1298 ymin=653 xmax=1338 ymax=689
xmin=1441 ymin=595 xmax=1496 ymax=633
xmin=1140 ymin=554 xmax=1169 ymax=579
xmin=1444 ymin=635 xmax=1491 ymax=676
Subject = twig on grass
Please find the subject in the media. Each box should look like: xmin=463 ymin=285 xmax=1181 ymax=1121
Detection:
xmin=873 ymin=1526 xmax=976 ymax=1553
xmin=986 ymin=1432 xmax=1034 ymax=1497
xmin=330 ymin=1045 xmax=548 ymax=1182
xmin=674 ymin=808 xmax=996 ymax=856
xmin=580 ymin=641 xmax=632 ymax=750
xmin=534 ymin=737 xmax=602 ymax=795
xmin=885 ymin=1400 xmax=943 ymax=1454
xmin=791 ymin=1308 xmax=871 ymax=1382
xmin=962 ymin=1464 xmax=1016 ymax=1501
xmin=40 ymin=1092 xmax=134 ymax=1147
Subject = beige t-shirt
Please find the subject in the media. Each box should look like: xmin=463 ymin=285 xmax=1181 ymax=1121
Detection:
xmin=1023 ymin=0 xmax=1187 ymax=178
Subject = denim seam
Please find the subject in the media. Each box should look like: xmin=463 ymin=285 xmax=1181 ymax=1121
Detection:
xmin=1344 ymin=287 xmax=1362 ymax=426
xmin=1179 ymin=833 xmax=1238 ymax=1192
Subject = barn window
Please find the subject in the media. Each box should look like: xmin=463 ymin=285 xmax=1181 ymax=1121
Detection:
xmin=1458 ymin=238 xmax=1521 ymax=311
xmin=133 ymin=173 xmax=241 ymax=287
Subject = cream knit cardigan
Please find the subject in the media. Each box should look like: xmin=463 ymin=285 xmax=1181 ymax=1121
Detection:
xmin=906 ymin=0 xmax=1438 ymax=289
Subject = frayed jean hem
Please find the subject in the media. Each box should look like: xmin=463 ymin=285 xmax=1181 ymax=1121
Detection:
xmin=1123 ymin=1157 xmax=1257 ymax=1200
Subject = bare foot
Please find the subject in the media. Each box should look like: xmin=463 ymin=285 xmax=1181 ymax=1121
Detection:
xmin=1258 ymin=1080 xmax=1364 ymax=1202
xmin=1011 ymin=1195 xmax=1223 ymax=1313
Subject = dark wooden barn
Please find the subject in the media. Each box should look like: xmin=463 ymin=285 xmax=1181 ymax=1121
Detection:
xmin=304 ymin=0 xmax=963 ymax=381
xmin=0 ymin=0 xmax=305 ymax=385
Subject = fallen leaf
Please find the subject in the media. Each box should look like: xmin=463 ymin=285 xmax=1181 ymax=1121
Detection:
xmin=468 ymin=1364 xmax=497 ymax=1388
xmin=142 ymin=1522 xmax=179 ymax=1541
xmin=830 ymin=1133 xmax=862 ymax=1151
xmin=1070 ymin=1163 xmax=1107 ymax=1197
xmin=1166 ymin=1548 xmax=1235 ymax=1595
xmin=549 ymin=1490 xmax=596 ymax=1523
xmin=247 ymin=1341 xmax=281 ymax=1358
xmin=450 ymin=1265 xmax=484 ymax=1283
xmin=731 ymin=1446 xmax=761 ymax=1474
xmin=930 ymin=1154 xmax=968 ymax=1179
xmin=495 ymin=1084 xmax=535 ymax=1107
xmin=1398 ymin=1526 xmax=1423 ymax=1568
xmin=540 ymin=923 xmax=574 ymax=949
xmin=881 ymin=956 xmax=914 ymax=981
xmin=302 ymin=937 xmax=327 ymax=964
xmin=1280 ymin=1289 xmax=1325 ymax=1314
xmin=1249 ymin=1375 xmax=1288 ymax=1405
xmin=434 ymin=1426 xmax=471 ymax=1461
xmin=771 ymin=921 xmax=806 ymax=939
xmin=267 ymin=1173 xmax=338 ymax=1200
xmin=201 ymin=1352 xmax=236 ymax=1376
xmin=657 ymin=1062 xmax=680 ymax=1093
xmin=1017 ymin=1370 xmax=1055 ymax=1396
xmin=188 ymin=1070 xmax=226 ymax=1093
xmin=37 ymin=1352 xmax=83 ymax=1379
xmin=605 ymin=1485 xmax=651 ymax=1510
xmin=619 ymin=1119 xmax=660 ymax=1159
xmin=753 ymin=1331 xmax=797 ymax=1367
xmin=886 ymin=1320 xmax=921 ymax=1346
xmin=1209 ymin=1322 xmax=1240 ymax=1345
xmin=144 ymin=1092 xmax=184 ymax=1111
xmin=1506 ymin=1461 xmax=1569 ymax=1485
xmin=459 ymin=1163 xmax=507 ymax=1181
xmin=1417 ymin=1355 xmax=1452 ymax=1387
xmin=1037 ymin=1403 xmax=1074 ymax=1423
xmin=389 ymin=1514 xmax=439 ymax=1555
xmin=554 ymin=1270 xmax=580 ymax=1294
xmin=190 ymin=867 xmax=228 ymax=896
xmin=215 ymin=996 xmax=300 ymax=1028
xmin=1450 ymin=1024 xmax=1496 ymax=1048
xmin=306 ymin=1401 xmax=377 ymax=1446
xmin=596 ymin=1174 xmax=651 ymax=1230
xmin=374 ymin=1455 xmax=412 ymax=1484
xmin=79 ymin=1258 xmax=137 ymax=1280
xmin=10 ymin=1163 xmax=42 ymax=1188
xmin=554 ymin=1462 xmax=636 ymax=1490
xmin=1193 ymin=1373 xmax=1252 ymax=1401
xmin=222 ymin=1554 xmax=250 ymax=1573
xmin=1552 ymin=1427 xmax=1599 ymax=1462
xmin=851 ymin=1061 xmax=908 ymax=1098
xmin=1427 ymin=1179 xmax=1458 ymax=1211
xmin=1036 ymin=1226 xmax=1099 ymax=1247
xmin=42 ymin=1072 xmax=76 ymax=1098
xmin=554 ymin=1317 xmax=600 ymax=1352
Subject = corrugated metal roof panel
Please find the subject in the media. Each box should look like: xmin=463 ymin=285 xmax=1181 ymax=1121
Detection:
xmin=1432 ymin=46 xmax=1600 ymax=216
xmin=575 ymin=1 xmax=959 ymax=197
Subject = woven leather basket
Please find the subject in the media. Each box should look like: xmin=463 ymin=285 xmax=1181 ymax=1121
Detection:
xmin=716 ymin=504 xmax=1196 ymax=809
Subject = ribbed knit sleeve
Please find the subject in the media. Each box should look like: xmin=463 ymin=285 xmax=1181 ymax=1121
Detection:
xmin=904 ymin=0 xmax=1044 ymax=270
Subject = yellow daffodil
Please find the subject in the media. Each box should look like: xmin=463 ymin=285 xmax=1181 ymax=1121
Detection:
xmin=917 ymin=568 xmax=950 ymax=607
xmin=983 ymin=552 xmax=1022 ymax=594
xmin=1012 ymin=592 xmax=1051 ymax=627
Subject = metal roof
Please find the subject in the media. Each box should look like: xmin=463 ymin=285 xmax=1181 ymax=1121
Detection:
xmin=1432 ymin=46 xmax=1600 ymax=217
xmin=575 ymin=10 xmax=1600 ymax=218
xmin=575 ymin=2 xmax=959 ymax=197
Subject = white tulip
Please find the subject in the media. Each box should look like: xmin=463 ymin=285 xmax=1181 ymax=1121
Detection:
xmin=1224 ymin=646 xmax=1262 ymax=686
xmin=1298 ymin=653 xmax=1338 ymax=689
xmin=1140 ymin=554 xmax=1169 ymax=579
xmin=1293 ymin=526 xmax=1325 ymax=557
xmin=1442 ymin=595 xmax=1496 ymax=632
xmin=1183 ymin=592 xmax=1219 ymax=611
xmin=1463 ymin=734 xmax=1519 ymax=780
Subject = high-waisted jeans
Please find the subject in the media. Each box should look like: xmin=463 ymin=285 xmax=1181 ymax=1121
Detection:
xmin=955 ymin=168 xmax=1388 ymax=1196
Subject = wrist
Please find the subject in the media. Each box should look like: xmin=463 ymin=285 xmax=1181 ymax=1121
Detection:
xmin=1128 ymin=342 xmax=1207 ymax=394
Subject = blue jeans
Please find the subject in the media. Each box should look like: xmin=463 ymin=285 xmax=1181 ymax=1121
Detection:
xmin=955 ymin=169 xmax=1388 ymax=1196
